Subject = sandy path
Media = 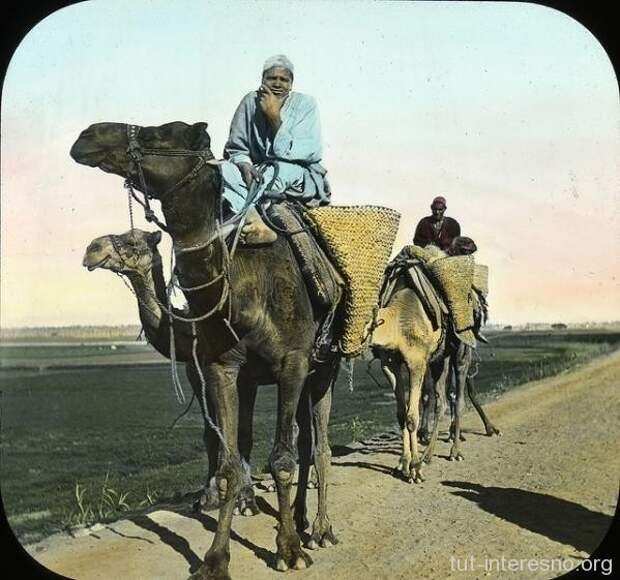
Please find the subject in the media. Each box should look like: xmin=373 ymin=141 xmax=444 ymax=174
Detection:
xmin=26 ymin=351 xmax=619 ymax=579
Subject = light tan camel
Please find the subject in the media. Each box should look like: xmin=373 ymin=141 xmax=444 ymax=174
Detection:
xmin=369 ymin=276 xmax=448 ymax=483
xmin=82 ymin=229 xmax=260 ymax=516
xmin=369 ymin=270 xmax=500 ymax=483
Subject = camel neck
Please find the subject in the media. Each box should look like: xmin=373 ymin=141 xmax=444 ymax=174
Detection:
xmin=126 ymin=268 xmax=165 ymax=333
xmin=160 ymin=168 xmax=220 ymax=247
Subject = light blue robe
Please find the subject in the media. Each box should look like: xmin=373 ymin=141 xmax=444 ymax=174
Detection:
xmin=221 ymin=91 xmax=331 ymax=212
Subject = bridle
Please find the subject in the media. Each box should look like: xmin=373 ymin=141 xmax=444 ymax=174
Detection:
xmin=124 ymin=124 xmax=219 ymax=232
xmin=109 ymin=232 xmax=156 ymax=269
xmin=120 ymin=124 xmax=239 ymax=342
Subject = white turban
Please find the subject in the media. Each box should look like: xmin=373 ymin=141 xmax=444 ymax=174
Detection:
xmin=262 ymin=54 xmax=294 ymax=76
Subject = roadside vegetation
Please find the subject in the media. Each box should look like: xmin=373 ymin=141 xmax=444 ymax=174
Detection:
xmin=1 ymin=330 xmax=618 ymax=543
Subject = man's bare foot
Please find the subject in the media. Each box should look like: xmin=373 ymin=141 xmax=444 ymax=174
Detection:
xmin=240 ymin=207 xmax=277 ymax=245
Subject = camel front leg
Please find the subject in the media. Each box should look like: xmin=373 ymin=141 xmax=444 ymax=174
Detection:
xmin=190 ymin=362 xmax=242 ymax=580
xmin=404 ymin=357 xmax=427 ymax=483
xmin=271 ymin=350 xmax=313 ymax=572
xmin=466 ymin=375 xmax=501 ymax=436
xmin=309 ymin=381 xmax=338 ymax=549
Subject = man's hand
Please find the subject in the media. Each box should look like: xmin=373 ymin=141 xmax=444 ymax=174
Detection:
xmin=238 ymin=162 xmax=261 ymax=189
xmin=258 ymin=84 xmax=284 ymax=130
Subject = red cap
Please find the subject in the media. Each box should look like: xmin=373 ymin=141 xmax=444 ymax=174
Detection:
xmin=431 ymin=196 xmax=447 ymax=209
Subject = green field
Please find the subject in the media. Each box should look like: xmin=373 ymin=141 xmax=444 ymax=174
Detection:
xmin=1 ymin=330 xmax=619 ymax=543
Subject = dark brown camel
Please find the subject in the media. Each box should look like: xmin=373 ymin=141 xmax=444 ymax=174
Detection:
xmin=71 ymin=121 xmax=340 ymax=579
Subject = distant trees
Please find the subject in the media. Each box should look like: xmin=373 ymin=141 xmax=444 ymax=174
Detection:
xmin=551 ymin=323 xmax=568 ymax=330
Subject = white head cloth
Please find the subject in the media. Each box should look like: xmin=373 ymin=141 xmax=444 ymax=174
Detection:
xmin=262 ymin=54 xmax=294 ymax=76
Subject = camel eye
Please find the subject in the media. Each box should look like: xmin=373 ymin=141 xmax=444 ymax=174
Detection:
xmin=88 ymin=242 xmax=101 ymax=252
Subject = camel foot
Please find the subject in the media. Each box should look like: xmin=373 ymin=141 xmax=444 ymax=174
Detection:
xmin=189 ymin=551 xmax=231 ymax=580
xmin=194 ymin=488 xmax=220 ymax=514
xmin=235 ymin=489 xmax=260 ymax=516
xmin=449 ymin=448 xmax=464 ymax=462
xmin=274 ymin=540 xmax=313 ymax=572
xmin=259 ymin=479 xmax=277 ymax=493
xmin=307 ymin=517 xmax=339 ymax=550
xmin=486 ymin=425 xmax=502 ymax=437
xmin=395 ymin=457 xmax=413 ymax=482
xmin=448 ymin=430 xmax=466 ymax=442
xmin=417 ymin=430 xmax=431 ymax=446
xmin=409 ymin=465 xmax=425 ymax=484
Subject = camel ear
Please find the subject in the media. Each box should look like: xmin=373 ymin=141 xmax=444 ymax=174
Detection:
xmin=148 ymin=230 xmax=162 ymax=246
xmin=190 ymin=122 xmax=211 ymax=150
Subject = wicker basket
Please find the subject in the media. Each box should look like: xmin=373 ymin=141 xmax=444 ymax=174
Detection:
xmin=427 ymin=255 xmax=475 ymax=332
xmin=473 ymin=264 xmax=489 ymax=295
xmin=406 ymin=244 xmax=446 ymax=263
xmin=305 ymin=205 xmax=401 ymax=356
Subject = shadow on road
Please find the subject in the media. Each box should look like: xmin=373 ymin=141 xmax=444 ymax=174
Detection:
xmin=190 ymin=511 xmax=274 ymax=569
xmin=332 ymin=460 xmax=402 ymax=480
xmin=129 ymin=510 xmax=275 ymax=574
xmin=442 ymin=481 xmax=613 ymax=554
xmin=130 ymin=514 xmax=203 ymax=573
xmin=254 ymin=496 xmax=279 ymax=520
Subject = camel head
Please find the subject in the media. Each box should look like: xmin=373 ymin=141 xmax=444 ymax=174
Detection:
xmin=82 ymin=229 xmax=162 ymax=276
xmin=70 ymin=121 xmax=212 ymax=198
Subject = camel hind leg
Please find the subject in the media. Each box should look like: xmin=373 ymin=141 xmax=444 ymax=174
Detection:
xmin=294 ymin=356 xmax=339 ymax=550
xmin=270 ymin=350 xmax=314 ymax=572
xmin=421 ymin=357 xmax=449 ymax=464
xmin=449 ymin=345 xmax=471 ymax=461
xmin=466 ymin=375 xmax=501 ymax=436
xmin=309 ymin=358 xmax=339 ymax=549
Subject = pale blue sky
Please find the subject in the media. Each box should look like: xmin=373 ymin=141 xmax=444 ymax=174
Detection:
xmin=1 ymin=1 xmax=618 ymax=326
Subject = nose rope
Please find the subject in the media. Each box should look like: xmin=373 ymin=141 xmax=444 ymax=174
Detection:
xmin=128 ymin=187 xmax=135 ymax=231
xmin=190 ymin=321 xmax=229 ymax=452
xmin=167 ymin=250 xmax=186 ymax=405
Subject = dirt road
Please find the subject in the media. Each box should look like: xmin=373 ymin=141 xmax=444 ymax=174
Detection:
xmin=25 ymin=351 xmax=619 ymax=579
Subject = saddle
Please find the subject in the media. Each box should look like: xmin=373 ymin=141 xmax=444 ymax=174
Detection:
xmin=379 ymin=258 xmax=487 ymax=348
xmin=264 ymin=202 xmax=344 ymax=311
xmin=379 ymin=260 xmax=448 ymax=332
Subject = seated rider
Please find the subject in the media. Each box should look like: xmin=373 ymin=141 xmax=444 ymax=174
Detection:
xmin=413 ymin=196 xmax=460 ymax=251
xmin=220 ymin=54 xmax=331 ymax=245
